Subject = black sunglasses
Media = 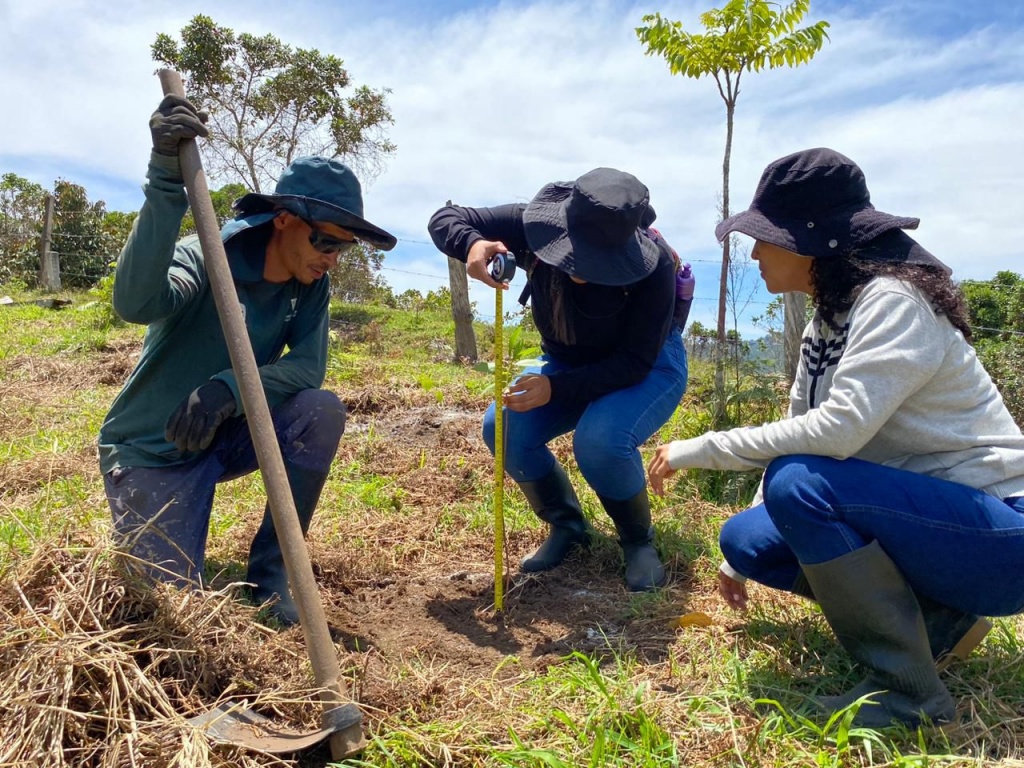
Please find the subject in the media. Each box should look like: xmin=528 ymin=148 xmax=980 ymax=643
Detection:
xmin=302 ymin=218 xmax=359 ymax=255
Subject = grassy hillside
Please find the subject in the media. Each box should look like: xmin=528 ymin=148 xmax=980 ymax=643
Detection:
xmin=1 ymin=289 xmax=1022 ymax=767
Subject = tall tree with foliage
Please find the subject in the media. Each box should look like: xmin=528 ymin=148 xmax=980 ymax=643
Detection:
xmin=152 ymin=14 xmax=396 ymax=193
xmin=327 ymin=245 xmax=392 ymax=304
xmin=178 ymin=182 xmax=247 ymax=237
xmin=51 ymin=180 xmax=119 ymax=289
xmin=0 ymin=173 xmax=46 ymax=286
xmin=961 ymin=271 xmax=1024 ymax=344
xmin=637 ymin=0 xmax=829 ymax=424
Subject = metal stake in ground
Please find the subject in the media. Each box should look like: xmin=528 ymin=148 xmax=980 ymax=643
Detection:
xmin=157 ymin=69 xmax=366 ymax=760
xmin=489 ymin=253 xmax=516 ymax=612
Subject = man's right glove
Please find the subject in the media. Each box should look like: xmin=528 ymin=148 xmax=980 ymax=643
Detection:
xmin=150 ymin=95 xmax=210 ymax=156
xmin=164 ymin=380 xmax=236 ymax=453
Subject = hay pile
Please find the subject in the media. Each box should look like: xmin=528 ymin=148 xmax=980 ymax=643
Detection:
xmin=0 ymin=537 xmax=329 ymax=767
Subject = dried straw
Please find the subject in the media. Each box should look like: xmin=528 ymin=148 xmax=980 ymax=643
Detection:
xmin=0 ymin=537 xmax=327 ymax=767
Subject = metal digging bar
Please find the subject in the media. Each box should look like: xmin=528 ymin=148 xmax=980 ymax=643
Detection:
xmin=158 ymin=69 xmax=367 ymax=759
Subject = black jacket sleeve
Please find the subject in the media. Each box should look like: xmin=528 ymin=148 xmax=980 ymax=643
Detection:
xmin=427 ymin=203 xmax=531 ymax=261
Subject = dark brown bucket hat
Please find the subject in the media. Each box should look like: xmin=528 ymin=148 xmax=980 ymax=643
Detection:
xmin=522 ymin=167 xmax=660 ymax=286
xmin=716 ymin=148 xmax=949 ymax=273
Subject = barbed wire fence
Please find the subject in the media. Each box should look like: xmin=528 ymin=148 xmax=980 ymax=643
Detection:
xmin=5 ymin=203 xmax=1024 ymax=348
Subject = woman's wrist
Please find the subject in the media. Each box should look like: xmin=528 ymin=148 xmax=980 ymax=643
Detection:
xmin=666 ymin=436 xmax=706 ymax=469
xmin=719 ymin=560 xmax=747 ymax=584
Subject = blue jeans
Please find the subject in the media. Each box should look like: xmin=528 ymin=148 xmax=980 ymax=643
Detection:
xmin=482 ymin=331 xmax=687 ymax=501
xmin=720 ymin=454 xmax=1024 ymax=617
xmin=104 ymin=389 xmax=345 ymax=586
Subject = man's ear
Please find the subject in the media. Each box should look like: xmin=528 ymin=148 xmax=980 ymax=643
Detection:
xmin=273 ymin=210 xmax=298 ymax=231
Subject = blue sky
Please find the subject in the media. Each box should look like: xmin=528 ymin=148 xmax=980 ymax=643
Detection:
xmin=1 ymin=0 xmax=1022 ymax=333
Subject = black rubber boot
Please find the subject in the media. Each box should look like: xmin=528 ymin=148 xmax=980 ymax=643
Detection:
xmin=599 ymin=488 xmax=666 ymax=592
xmin=245 ymin=464 xmax=326 ymax=627
xmin=518 ymin=465 xmax=590 ymax=572
xmin=791 ymin=569 xmax=815 ymax=599
xmin=918 ymin=593 xmax=992 ymax=672
xmin=803 ymin=542 xmax=956 ymax=729
xmin=789 ymin=568 xmax=990 ymax=670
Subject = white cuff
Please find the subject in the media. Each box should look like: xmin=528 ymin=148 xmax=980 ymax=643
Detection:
xmin=665 ymin=436 xmax=707 ymax=469
xmin=719 ymin=560 xmax=747 ymax=584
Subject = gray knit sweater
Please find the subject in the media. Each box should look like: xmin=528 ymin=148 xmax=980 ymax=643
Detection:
xmin=667 ymin=277 xmax=1024 ymax=501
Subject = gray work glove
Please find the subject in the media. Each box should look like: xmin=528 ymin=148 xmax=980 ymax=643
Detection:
xmin=150 ymin=95 xmax=209 ymax=156
xmin=164 ymin=380 xmax=236 ymax=453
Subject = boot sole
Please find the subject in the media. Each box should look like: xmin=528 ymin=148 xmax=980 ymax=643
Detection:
xmin=935 ymin=617 xmax=992 ymax=672
xmin=519 ymin=539 xmax=589 ymax=572
xmin=816 ymin=688 xmax=958 ymax=731
xmin=626 ymin=570 xmax=667 ymax=592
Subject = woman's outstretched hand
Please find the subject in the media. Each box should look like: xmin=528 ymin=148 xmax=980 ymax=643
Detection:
xmin=718 ymin=571 xmax=749 ymax=611
xmin=647 ymin=443 xmax=678 ymax=496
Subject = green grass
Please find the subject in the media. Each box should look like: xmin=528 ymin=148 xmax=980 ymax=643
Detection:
xmin=2 ymin=287 xmax=1023 ymax=768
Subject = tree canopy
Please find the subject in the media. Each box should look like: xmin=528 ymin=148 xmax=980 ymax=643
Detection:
xmin=0 ymin=174 xmax=138 ymax=290
xmin=152 ymin=14 xmax=396 ymax=193
xmin=960 ymin=271 xmax=1024 ymax=343
xmin=0 ymin=174 xmax=46 ymax=286
xmin=637 ymin=0 xmax=830 ymax=89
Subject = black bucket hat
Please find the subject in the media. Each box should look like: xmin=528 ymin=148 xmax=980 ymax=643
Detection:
xmin=233 ymin=157 xmax=397 ymax=251
xmin=522 ymin=167 xmax=660 ymax=286
xmin=716 ymin=148 xmax=949 ymax=272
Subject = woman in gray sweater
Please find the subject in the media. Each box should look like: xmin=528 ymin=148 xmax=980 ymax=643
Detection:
xmin=649 ymin=147 xmax=1024 ymax=729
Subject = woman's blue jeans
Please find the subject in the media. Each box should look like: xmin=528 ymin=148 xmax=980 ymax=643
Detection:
xmin=720 ymin=454 xmax=1024 ymax=617
xmin=482 ymin=331 xmax=687 ymax=501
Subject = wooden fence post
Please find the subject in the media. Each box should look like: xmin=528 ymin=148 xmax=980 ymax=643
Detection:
xmin=783 ymin=291 xmax=806 ymax=382
xmin=448 ymin=256 xmax=478 ymax=363
xmin=38 ymin=193 xmax=60 ymax=292
xmin=444 ymin=201 xmax=478 ymax=363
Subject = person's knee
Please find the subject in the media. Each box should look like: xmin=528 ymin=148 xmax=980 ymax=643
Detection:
xmin=277 ymin=389 xmax=347 ymax=469
xmin=573 ymin=425 xmax=632 ymax=479
xmin=297 ymin=389 xmax=346 ymax=435
xmin=762 ymin=455 xmax=818 ymax=510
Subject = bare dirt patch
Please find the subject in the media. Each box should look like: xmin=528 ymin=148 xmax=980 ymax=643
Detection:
xmin=2 ymin=388 xmax=728 ymax=767
xmin=10 ymin=347 xmax=1014 ymax=767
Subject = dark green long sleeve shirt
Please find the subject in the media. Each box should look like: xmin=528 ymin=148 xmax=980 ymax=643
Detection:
xmin=98 ymin=153 xmax=330 ymax=473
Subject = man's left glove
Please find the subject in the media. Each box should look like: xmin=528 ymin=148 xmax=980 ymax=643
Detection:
xmin=164 ymin=380 xmax=237 ymax=453
xmin=150 ymin=94 xmax=210 ymax=156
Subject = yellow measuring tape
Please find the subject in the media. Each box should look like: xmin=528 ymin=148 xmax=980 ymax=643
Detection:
xmin=489 ymin=252 xmax=516 ymax=612
xmin=492 ymin=284 xmax=506 ymax=611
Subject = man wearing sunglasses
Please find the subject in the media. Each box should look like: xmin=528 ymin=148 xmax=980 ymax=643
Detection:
xmin=98 ymin=95 xmax=396 ymax=626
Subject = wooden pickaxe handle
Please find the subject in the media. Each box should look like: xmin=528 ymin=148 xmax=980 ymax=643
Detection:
xmin=157 ymin=68 xmax=366 ymax=760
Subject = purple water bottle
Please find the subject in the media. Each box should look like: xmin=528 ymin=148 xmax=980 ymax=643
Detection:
xmin=674 ymin=262 xmax=694 ymax=329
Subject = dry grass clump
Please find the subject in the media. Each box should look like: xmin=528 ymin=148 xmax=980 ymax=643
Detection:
xmin=0 ymin=536 xmax=329 ymax=767
xmin=0 ymin=445 xmax=98 ymax=497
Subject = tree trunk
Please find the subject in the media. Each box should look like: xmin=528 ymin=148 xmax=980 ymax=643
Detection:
xmin=448 ymin=256 xmax=477 ymax=363
xmin=783 ymin=291 xmax=806 ymax=382
xmin=714 ymin=101 xmax=735 ymax=427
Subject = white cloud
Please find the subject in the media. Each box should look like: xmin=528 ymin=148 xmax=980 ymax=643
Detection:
xmin=1 ymin=0 xmax=1020 ymax=328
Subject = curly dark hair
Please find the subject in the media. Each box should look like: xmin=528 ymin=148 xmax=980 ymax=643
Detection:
xmin=810 ymin=254 xmax=972 ymax=342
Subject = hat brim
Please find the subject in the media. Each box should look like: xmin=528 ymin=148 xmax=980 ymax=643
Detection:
xmin=716 ymin=208 xmax=803 ymax=252
xmin=234 ymin=193 xmax=397 ymax=251
xmin=716 ymin=207 xmax=946 ymax=270
xmin=854 ymin=229 xmax=951 ymax=273
xmin=522 ymin=182 xmax=660 ymax=286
